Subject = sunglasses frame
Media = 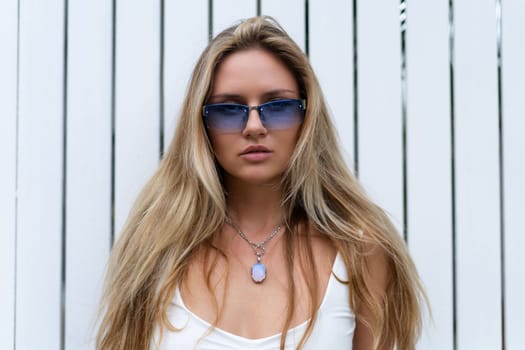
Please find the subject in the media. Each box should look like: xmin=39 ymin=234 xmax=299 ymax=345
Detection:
xmin=202 ymin=98 xmax=306 ymax=132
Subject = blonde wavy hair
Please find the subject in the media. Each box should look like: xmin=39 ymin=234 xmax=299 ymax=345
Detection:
xmin=96 ymin=16 xmax=426 ymax=350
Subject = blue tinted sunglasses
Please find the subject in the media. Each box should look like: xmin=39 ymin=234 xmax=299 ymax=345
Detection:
xmin=202 ymin=98 xmax=306 ymax=133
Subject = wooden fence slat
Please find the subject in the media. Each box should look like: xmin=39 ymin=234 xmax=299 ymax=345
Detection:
xmin=65 ymin=1 xmax=113 ymax=348
xmin=212 ymin=0 xmax=257 ymax=36
xmin=16 ymin=0 xmax=65 ymax=348
xmin=261 ymin=0 xmax=305 ymax=52
xmin=455 ymin=1 xmax=502 ymax=348
xmin=502 ymin=0 xmax=525 ymax=348
xmin=405 ymin=2 xmax=454 ymax=349
xmin=114 ymin=0 xmax=161 ymax=236
xmin=309 ymin=0 xmax=354 ymax=169
xmin=163 ymin=0 xmax=209 ymax=149
xmin=357 ymin=0 xmax=404 ymax=230
xmin=0 ymin=0 xmax=18 ymax=348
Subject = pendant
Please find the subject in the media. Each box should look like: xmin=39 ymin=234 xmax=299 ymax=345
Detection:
xmin=251 ymin=262 xmax=266 ymax=283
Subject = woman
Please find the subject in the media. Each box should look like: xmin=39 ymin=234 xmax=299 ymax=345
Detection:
xmin=97 ymin=16 xmax=426 ymax=350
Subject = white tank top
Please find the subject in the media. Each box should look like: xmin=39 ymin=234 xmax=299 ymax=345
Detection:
xmin=151 ymin=253 xmax=355 ymax=349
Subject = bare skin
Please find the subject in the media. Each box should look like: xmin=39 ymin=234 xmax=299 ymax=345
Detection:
xmin=352 ymin=245 xmax=391 ymax=349
xmin=181 ymin=220 xmax=336 ymax=339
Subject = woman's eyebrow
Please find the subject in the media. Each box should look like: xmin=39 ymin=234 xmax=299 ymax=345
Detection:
xmin=208 ymin=93 xmax=243 ymax=101
xmin=261 ymin=89 xmax=297 ymax=98
xmin=209 ymin=89 xmax=297 ymax=102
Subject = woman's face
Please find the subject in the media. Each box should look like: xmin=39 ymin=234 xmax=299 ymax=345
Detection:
xmin=206 ymin=48 xmax=303 ymax=188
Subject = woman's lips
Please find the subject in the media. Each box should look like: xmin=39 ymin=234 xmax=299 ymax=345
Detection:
xmin=241 ymin=145 xmax=271 ymax=154
xmin=240 ymin=145 xmax=272 ymax=161
xmin=240 ymin=151 xmax=272 ymax=162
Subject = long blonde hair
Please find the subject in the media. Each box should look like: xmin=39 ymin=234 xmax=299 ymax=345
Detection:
xmin=97 ymin=16 xmax=426 ymax=350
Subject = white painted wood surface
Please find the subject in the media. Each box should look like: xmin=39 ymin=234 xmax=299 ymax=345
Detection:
xmin=16 ymin=0 xmax=65 ymax=348
xmin=163 ymin=0 xmax=209 ymax=149
xmin=65 ymin=1 xmax=113 ymax=348
xmin=309 ymin=0 xmax=355 ymax=170
xmin=502 ymin=0 xmax=525 ymax=348
xmin=261 ymin=0 xmax=305 ymax=52
xmin=406 ymin=2 xmax=454 ymax=349
xmin=114 ymin=0 xmax=161 ymax=236
xmin=4 ymin=1 xmax=524 ymax=349
xmin=212 ymin=0 xmax=256 ymax=36
xmin=357 ymin=0 xmax=404 ymax=231
xmin=454 ymin=0 xmax=502 ymax=348
xmin=0 ymin=0 xmax=18 ymax=349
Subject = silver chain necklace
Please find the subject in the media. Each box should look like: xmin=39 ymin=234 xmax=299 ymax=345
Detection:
xmin=225 ymin=217 xmax=282 ymax=283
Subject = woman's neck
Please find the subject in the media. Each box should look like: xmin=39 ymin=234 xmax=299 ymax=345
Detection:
xmin=224 ymin=180 xmax=284 ymax=239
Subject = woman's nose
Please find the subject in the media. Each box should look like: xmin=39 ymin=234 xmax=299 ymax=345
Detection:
xmin=242 ymin=107 xmax=268 ymax=137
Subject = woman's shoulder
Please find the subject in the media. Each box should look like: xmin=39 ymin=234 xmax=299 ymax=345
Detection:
xmin=305 ymin=222 xmax=338 ymax=269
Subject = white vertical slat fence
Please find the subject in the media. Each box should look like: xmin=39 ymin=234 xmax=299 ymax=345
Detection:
xmin=357 ymin=0 xmax=404 ymax=233
xmin=502 ymin=0 xmax=525 ymax=348
xmin=1 ymin=1 xmax=524 ymax=350
xmin=66 ymin=0 xmax=113 ymax=348
xmin=261 ymin=0 xmax=306 ymax=53
xmin=0 ymin=0 xmax=18 ymax=348
xmin=114 ymin=0 xmax=162 ymax=236
xmin=163 ymin=0 xmax=209 ymax=150
xmin=406 ymin=1 xmax=453 ymax=349
xmin=455 ymin=1 xmax=502 ymax=348
xmin=212 ymin=0 xmax=256 ymax=36
xmin=16 ymin=1 xmax=65 ymax=349
xmin=309 ymin=0 xmax=354 ymax=168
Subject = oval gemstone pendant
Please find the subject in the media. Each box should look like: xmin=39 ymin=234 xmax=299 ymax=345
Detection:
xmin=251 ymin=262 xmax=266 ymax=283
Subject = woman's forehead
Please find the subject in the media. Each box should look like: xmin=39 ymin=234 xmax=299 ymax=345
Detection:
xmin=211 ymin=48 xmax=299 ymax=97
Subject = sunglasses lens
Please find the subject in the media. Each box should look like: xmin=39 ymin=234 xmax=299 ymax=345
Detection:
xmin=203 ymin=99 xmax=305 ymax=133
xmin=261 ymin=100 xmax=304 ymax=130
xmin=204 ymin=104 xmax=247 ymax=133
